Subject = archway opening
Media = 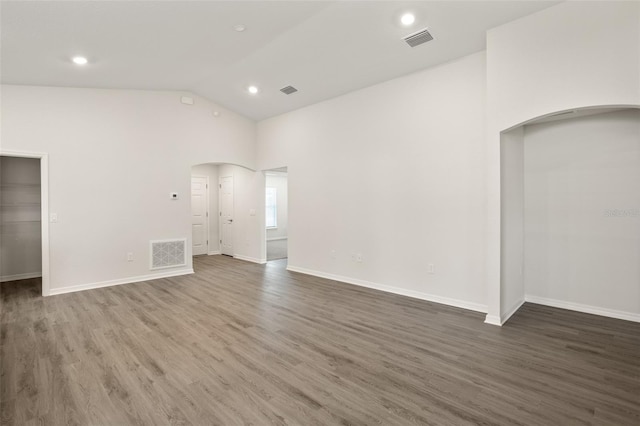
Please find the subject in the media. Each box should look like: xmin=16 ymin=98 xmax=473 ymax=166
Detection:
xmin=499 ymin=106 xmax=640 ymax=324
xmin=190 ymin=162 xmax=266 ymax=270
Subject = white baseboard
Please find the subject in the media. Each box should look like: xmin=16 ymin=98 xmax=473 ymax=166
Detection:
xmin=501 ymin=298 xmax=525 ymax=325
xmin=233 ymin=254 xmax=267 ymax=265
xmin=208 ymin=250 xmax=221 ymax=256
xmin=286 ymin=265 xmax=487 ymax=314
xmin=525 ymin=295 xmax=640 ymax=323
xmin=267 ymin=237 xmax=288 ymax=241
xmin=0 ymin=272 xmax=42 ymax=283
xmin=484 ymin=314 xmax=502 ymax=326
xmin=49 ymin=268 xmax=194 ymax=296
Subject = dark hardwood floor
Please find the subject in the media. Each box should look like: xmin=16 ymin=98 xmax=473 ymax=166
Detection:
xmin=2 ymin=255 xmax=639 ymax=425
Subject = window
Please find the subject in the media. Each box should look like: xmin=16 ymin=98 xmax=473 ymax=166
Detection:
xmin=266 ymin=187 xmax=277 ymax=228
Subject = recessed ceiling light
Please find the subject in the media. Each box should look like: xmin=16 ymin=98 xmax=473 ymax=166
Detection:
xmin=400 ymin=13 xmax=416 ymax=26
xmin=234 ymin=24 xmax=246 ymax=32
xmin=72 ymin=56 xmax=88 ymax=65
xmin=247 ymin=86 xmax=259 ymax=95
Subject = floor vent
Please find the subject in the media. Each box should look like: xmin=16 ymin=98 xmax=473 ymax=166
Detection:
xmin=150 ymin=239 xmax=186 ymax=270
xmin=280 ymin=85 xmax=298 ymax=95
xmin=403 ymin=28 xmax=434 ymax=48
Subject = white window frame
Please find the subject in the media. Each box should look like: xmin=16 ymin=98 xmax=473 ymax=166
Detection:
xmin=265 ymin=187 xmax=277 ymax=229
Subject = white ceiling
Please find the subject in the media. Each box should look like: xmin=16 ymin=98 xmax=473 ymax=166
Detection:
xmin=1 ymin=1 xmax=559 ymax=121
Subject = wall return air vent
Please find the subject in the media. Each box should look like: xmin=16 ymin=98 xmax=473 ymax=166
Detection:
xmin=280 ymin=86 xmax=298 ymax=95
xmin=403 ymin=28 xmax=434 ymax=48
xmin=150 ymin=238 xmax=186 ymax=270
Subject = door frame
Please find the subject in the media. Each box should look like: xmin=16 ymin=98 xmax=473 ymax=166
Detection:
xmin=190 ymin=175 xmax=209 ymax=256
xmin=0 ymin=149 xmax=50 ymax=296
xmin=219 ymin=175 xmax=234 ymax=256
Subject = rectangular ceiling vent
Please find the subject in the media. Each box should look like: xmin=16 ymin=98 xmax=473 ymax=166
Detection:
xmin=280 ymin=86 xmax=298 ymax=95
xmin=403 ymin=28 xmax=434 ymax=48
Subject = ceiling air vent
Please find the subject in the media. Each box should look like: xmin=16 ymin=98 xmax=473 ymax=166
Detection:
xmin=280 ymin=86 xmax=298 ymax=95
xmin=403 ymin=28 xmax=434 ymax=48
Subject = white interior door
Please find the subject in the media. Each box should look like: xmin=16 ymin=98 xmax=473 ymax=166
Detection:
xmin=191 ymin=176 xmax=208 ymax=256
xmin=219 ymin=176 xmax=234 ymax=256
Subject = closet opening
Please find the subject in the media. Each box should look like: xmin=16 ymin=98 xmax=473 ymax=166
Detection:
xmin=1 ymin=152 xmax=50 ymax=297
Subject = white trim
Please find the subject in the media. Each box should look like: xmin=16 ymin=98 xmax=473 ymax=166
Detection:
xmin=484 ymin=314 xmax=502 ymax=326
xmin=267 ymin=236 xmax=288 ymax=241
xmin=49 ymin=268 xmax=194 ymax=296
xmin=501 ymin=298 xmax=525 ymax=325
xmin=208 ymin=250 xmax=221 ymax=256
xmin=525 ymin=295 xmax=640 ymax=323
xmin=233 ymin=254 xmax=267 ymax=264
xmin=0 ymin=272 xmax=42 ymax=283
xmin=149 ymin=238 xmax=187 ymax=270
xmin=0 ymin=149 xmax=50 ymax=296
xmin=286 ymin=265 xmax=488 ymax=314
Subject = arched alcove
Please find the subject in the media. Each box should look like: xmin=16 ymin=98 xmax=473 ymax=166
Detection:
xmin=496 ymin=105 xmax=640 ymax=325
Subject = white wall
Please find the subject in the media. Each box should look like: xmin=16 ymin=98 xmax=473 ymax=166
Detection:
xmin=266 ymin=174 xmax=288 ymax=240
xmin=524 ymin=109 xmax=640 ymax=320
xmin=1 ymin=85 xmax=256 ymax=293
xmin=258 ymin=52 xmax=488 ymax=312
xmin=485 ymin=1 xmax=640 ymax=323
xmin=500 ymin=127 xmax=525 ymax=322
xmin=487 ymin=1 xmax=640 ymax=132
xmin=191 ymin=163 xmax=219 ymax=255
xmin=0 ymin=156 xmax=42 ymax=281
xmin=219 ymin=164 xmax=266 ymax=263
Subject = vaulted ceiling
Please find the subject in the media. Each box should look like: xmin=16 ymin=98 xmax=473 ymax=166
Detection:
xmin=1 ymin=1 xmax=559 ymax=120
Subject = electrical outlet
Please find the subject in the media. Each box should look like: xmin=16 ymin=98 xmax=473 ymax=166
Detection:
xmin=330 ymin=250 xmax=337 ymax=259
xmin=427 ymin=263 xmax=435 ymax=274
xmin=127 ymin=252 xmax=134 ymax=262
xmin=356 ymin=253 xmax=363 ymax=263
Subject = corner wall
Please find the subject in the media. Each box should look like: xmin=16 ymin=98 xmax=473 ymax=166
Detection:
xmin=523 ymin=109 xmax=640 ymax=321
xmin=258 ymin=52 xmax=488 ymax=312
xmin=500 ymin=127 xmax=525 ymax=323
xmin=0 ymin=85 xmax=256 ymax=293
xmin=485 ymin=1 xmax=640 ymax=324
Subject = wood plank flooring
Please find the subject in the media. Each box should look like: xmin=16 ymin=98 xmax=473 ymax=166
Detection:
xmin=2 ymin=255 xmax=639 ymax=425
